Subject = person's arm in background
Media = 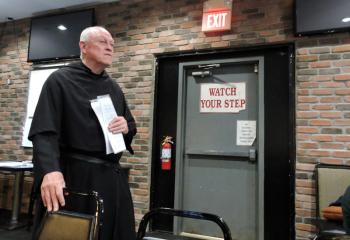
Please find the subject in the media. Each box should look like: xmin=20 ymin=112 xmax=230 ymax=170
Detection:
xmin=342 ymin=186 xmax=350 ymax=234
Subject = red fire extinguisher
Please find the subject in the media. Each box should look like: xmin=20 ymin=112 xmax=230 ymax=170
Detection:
xmin=161 ymin=136 xmax=173 ymax=171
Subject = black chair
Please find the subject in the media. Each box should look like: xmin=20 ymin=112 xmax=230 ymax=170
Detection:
xmin=136 ymin=208 xmax=232 ymax=240
xmin=312 ymin=164 xmax=350 ymax=239
xmin=34 ymin=189 xmax=103 ymax=240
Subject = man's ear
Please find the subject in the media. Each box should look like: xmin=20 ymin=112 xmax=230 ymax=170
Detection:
xmin=79 ymin=41 xmax=87 ymax=54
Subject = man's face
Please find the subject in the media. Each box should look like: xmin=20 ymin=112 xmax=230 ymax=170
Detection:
xmin=81 ymin=30 xmax=114 ymax=67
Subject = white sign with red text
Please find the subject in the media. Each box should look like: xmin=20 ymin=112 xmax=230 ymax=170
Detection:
xmin=200 ymin=83 xmax=246 ymax=113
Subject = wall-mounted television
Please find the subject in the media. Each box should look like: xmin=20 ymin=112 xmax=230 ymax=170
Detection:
xmin=295 ymin=0 xmax=350 ymax=36
xmin=28 ymin=9 xmax=95 ymax=62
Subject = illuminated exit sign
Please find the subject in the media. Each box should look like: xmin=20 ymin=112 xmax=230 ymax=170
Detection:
xmin=202 ymin=0 xmax=232 ymax=32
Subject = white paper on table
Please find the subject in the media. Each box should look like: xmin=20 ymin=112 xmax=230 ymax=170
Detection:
xmin=90 ymin=99 xmax=113 ymax=154
xmin=0 ymin=161 xmax=33 ymax=168
xmin=90 ymin=95 xmax=126 ymax=154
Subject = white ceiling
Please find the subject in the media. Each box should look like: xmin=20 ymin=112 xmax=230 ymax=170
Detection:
xmin=0 ymin=0 xmax=119 ymax=23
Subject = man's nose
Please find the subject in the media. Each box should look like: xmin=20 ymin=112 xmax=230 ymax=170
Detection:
xmin=106 ymin=45 xmax=113 ymax=52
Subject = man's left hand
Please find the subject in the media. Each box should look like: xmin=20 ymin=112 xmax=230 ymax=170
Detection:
xmin=108 ymin=116 xmax=129 ymax=134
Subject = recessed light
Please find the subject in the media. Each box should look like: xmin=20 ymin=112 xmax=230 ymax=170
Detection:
xmin=342 ymin=17 xmax=350 ymax=23
xmin=57 ymin=25 xmax=67 ymax=31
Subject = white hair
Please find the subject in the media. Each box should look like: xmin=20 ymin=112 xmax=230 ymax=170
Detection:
xmin=79 ymin=26 xmax=110 ymax=59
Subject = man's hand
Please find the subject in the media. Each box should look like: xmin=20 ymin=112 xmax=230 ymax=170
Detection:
xmin=108 ymin=116 xmax=129 ymax=134
xmin=41 ymin=171 xmax=66 ymax=212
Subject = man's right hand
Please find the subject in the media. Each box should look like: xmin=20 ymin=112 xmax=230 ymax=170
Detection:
xmin=40 ymin=171 xmax=66 ymax=212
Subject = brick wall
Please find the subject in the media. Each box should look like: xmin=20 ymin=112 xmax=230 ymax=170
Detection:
xmin=295 ymin=36 xmax=350 ymax=239
xmin=94 ymin=0 xmax=294 ymax=224
xmin=0 ymin=18 xmax=32 ymax=212
xmin=0 ymin=0 xmax=349 ymax=238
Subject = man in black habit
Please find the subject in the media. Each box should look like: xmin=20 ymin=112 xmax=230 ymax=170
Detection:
xmin=29 ymin=26 xmax=137 ymax=239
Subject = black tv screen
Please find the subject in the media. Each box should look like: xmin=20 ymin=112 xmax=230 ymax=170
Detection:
xmin=28 ymin=9 xmax=95 ymax=62
xmin=295 ymin=0 xmax=350 ymax=36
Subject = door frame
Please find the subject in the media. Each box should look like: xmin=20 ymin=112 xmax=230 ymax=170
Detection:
xmin=150 ymin=44 xmax=295 ymax=240
xmin=174 ymin=57 xmax=265 ymax=239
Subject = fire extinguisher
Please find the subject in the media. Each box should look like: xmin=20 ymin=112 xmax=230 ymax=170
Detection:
xmin=161 ymin=136 xmax=174 ymax=171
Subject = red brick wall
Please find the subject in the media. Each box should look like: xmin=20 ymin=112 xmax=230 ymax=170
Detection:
xmin=94 ymin=0 xmax=294 ymax=224
xmin=0 ymin=19 xmax=32 ymax=212
xmin=295 ymin=36 xmax=350 ymax=238
xmin=0 ymin=0 xmax=349 ymax=239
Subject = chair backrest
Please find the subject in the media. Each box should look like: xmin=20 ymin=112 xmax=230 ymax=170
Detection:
xmin=316 ymin=164 xmax=350 ymax=219
xmin=35 ymin=189 xmax=104 ymax=240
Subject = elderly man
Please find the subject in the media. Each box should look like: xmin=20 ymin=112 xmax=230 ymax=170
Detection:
xmin=29 ymin=26 xmax=137 ymax=240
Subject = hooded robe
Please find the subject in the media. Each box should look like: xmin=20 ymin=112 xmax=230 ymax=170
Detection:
xmin=29 ymin=61 xmax=137 ymax=240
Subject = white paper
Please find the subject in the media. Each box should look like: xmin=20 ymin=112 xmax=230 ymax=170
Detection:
xmin=90 ymin=100 xmax=113 ymax=154
xmin=323 ymin=229 xmax=346 ymax=234
xmin=22 ymin=118 xmax=33 ymax=147
xmin=0 ymin=161 xmax=33 ymax=169
xmin=90 ymin=95 xmax=126 ymax=154
xmin=27 ymin=69 xmax=58 ymax=117
xmin=236 ymin=120 xmax=256 ymax=146
xmin=22 ymin=68 xmax=58 ymax=147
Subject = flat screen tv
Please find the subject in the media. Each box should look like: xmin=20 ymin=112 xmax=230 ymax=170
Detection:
xmin=295 ymin=0 xmax=350 ymax=36
xmin=28 ymin=9 xmax=95 ymax=62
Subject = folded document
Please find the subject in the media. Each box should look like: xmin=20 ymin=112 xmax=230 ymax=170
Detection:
xmin=90 ymin=94 xmax=126 ymax=154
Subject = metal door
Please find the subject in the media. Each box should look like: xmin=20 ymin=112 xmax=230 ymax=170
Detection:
xmin=175 ymin=57 xmax=264 ymax=240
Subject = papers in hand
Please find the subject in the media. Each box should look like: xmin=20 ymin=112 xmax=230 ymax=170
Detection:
xmin=90 ymin=94 xmax=126 ymax=154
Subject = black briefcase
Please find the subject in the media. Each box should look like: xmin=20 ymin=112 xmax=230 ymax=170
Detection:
xmin=34 ymin=189 xmax=103 ymax=240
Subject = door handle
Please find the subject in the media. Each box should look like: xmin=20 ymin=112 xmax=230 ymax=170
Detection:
xmin=249 ymin=149 xmax=257 ymax=162
xmin=191 ymin=70 xmax=212 ymax=77
xmin=186 ymin=149 xmax=257 ymax=161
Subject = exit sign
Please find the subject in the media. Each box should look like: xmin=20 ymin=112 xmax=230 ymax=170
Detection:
xmin=202 ymin=0 xmax=232 ymax=32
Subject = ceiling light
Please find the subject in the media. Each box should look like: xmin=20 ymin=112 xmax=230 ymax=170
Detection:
xmin=342 ymin=17 xmax=350 ymax=23
xmin=57 ymin=25 xmax=67 ymax=31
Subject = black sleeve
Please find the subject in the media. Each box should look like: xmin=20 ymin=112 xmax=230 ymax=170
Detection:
xmin=123 ymin=95 xmax=137 ymax=155
xmin=31 ymin=133 xmax=61 ymax=183
xmin=28 ymin=72 xmax=63 ymax=183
